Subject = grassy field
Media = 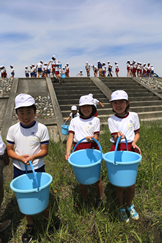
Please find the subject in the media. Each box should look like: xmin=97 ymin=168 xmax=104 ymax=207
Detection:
xmin=0 ymin=122 xmax=162 ymax=242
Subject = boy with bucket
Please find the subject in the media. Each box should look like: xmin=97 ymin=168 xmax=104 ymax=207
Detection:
xmin=6 ymin=94 xmax=50 ymax=243
xmin=65 ymin=95 xmax=103 ymax=207
xmin=108 ymin=90 xmax=141 ymax=223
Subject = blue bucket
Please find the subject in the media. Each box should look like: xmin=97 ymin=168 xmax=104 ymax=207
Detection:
xmin=103 ymin=136 xmax=142 ymax=187
xmin=61 ymin=73 xmax=66 ymax=79
xmin=68 ymin=137 xmax=103 ymax=185
xmin=10 ymin=161 xmax=53 ymax=215
xmin=61 ymin=120 xmax=69 ymax=135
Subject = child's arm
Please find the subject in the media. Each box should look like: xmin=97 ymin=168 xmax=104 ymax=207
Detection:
xmin=65 ymin=133 xmax=74 ymax=160
xmin=99 ymin=101 xmax=104 ymax=107
xmin=66 ymin=116 xmax=71 ymax=122
xmin=7 ymin=143 xmax=48 ymax=164
xmin=132 ymin=132 xmax=141 ymax=154
xmin=86 ymin=134 xmax=99 ymax=142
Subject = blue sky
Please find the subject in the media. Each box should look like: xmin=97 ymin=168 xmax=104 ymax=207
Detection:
xmin=1 ymin=0 xmax=162 ymax=77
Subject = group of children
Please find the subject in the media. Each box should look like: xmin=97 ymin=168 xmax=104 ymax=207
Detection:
xmin=0 ymin=89 xmax=141 ymax=242
xmin=126 ymin=60 xmax=155 ymax=77
xmin=25 ymin=55 xmax=70 ymax=84
xmin=0 ymin=65 xmax=15 ymax=79
xmin=84 ymin=61 xmax=119 ymax=78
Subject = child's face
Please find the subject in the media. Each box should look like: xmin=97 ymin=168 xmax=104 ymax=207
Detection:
xmin=72 ymin=110 xmax=77 ymax=115
xmin=80 ymin=105 xmax=92 ymax=118
xmin=111 ymin=100 xmax=129 ymax=116
xmin=17 ymin=107 xmax=35 ymax=126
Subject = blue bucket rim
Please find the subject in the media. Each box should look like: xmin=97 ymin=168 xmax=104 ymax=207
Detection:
xmin=68 ymin=148 xmax=102 ymax=168
xmin=10 ymin=172 xmax=53 ymax=194
xmin=61 ymin=125 xmax=69 ymax=129
xmin=103 ymin=151 xmax=142 ymax=165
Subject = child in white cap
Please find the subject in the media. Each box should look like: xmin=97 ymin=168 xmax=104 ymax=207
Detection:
xmin=0 ymin=135 xmax=11 ymax=240
xmin=85 ymin=61 xmax=90 ymax=77
xmin=25 ymin=66 xmax=29 ymax=78
xmin=10 ymin=65 xmax=15 ymax=78
xmin=66 ymin=105 xmax=79 ymax=122
xmin=108 ymin=90 xmax=141 ymax=223
xmin=65 ymin=63 xmax=70 ymax=77
xmin=88 ymin=93 xmax=104 ymax=117
xmin=76 ymin=70 xmax=83 ymax=77
xmin=65 ymin=95 xmax=103 ymax=207
xmin=6 ymin=94 xmax=50 ymax=243
xmin=115 ymin=62 xmax=119 ymax=77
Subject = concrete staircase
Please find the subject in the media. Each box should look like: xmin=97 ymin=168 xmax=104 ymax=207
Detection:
xmin=100 ymin=77 xmax=162 ymax=122
xmin=52 ymin=77 xmax=109 ymax=124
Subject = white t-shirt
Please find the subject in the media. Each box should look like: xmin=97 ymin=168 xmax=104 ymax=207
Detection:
xmin=69 ymin=116 xmax=100 ymax=143
xmin=69 ymin=112 xmax=79 ymax=119
xmin=0 ymin=135 xmax=6 ymax=155
xmin=85 ymin=64 xmax=90 ymax=70
xmin=108 ymin=112 xmax=140 ymax=143
xmin=6 ymin=121 xmax=49 ymax=171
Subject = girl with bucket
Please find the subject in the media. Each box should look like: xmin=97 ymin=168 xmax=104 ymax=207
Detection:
xmin=108 ymin=90 xmax=141 ymax=223
xmin=6 ymin=94 xmax=50 ymax=243
xmin=65 ymin=95 xmax=103 ymax=207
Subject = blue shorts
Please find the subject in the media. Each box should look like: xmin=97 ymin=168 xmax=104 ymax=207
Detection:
xmin=26 ymin=73 xmax=29 ymax=77
xmin=47 ymin=70 xmax=50 ymax=74
xmin=108 ymin=68 xmax=111 ymax=72
xmin=13 ymin=165 xmax=45 ymax=179
xmin=151 ymin=70 xmax=154 ymax=74
xmin=103 ymin=71 xmax=106 ymax=74
xmin=38 ymin=68 xmax=42 ymax=72
xmin=11 ymin=72 xmax=14 ymax=76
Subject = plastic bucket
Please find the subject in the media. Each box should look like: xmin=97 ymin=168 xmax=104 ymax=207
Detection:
xmin=68 ymin=138 xmax=103 ymax=185
xmin=61 ymin=120 xmax=69 ymax=135
xmin=10 ymin=161 xmax=53 ymax=215
xmin=61 ymin=73 xmax=66 ymax=79
xmin=103 ymin=136 xmax=142 ymax=187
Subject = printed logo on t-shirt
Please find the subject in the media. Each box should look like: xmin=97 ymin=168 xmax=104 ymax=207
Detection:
xmin=29 ymin=137 xmax=39 ymax=146
xmin=86 ymin=125 xmax=94 ymax=133
xmin=128 ymin=123 xmax=134 ymax=130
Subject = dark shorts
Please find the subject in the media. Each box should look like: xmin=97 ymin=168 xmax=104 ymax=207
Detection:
xmin=38 ymin=68 xmax=42 ymax=72
xmin=26 ymin=73 xmax=29 ymax=77
xmin=13 ymin=165 xmax=45 ymax=179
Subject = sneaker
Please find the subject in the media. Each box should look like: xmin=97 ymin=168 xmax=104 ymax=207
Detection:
xmin=127 ymin=204 xmax=139 ymax=220
xmin=0 ymin=220 xmax=11 ymax=232
xmin=22 ymin=224 xmax=34 ymax=243
xmin=118 ymin=208 xmax=129 ymax=223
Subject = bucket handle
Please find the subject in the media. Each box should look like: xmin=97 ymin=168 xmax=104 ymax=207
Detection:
xmin=25 ymin=161 xmax=39 ymax=192
xmin=72 ymin=137 xmax=103 ymax=162
xmin=64 ymin=120 xmax=69 ymax=125
xmin=114 ymin=136 xmax=128 ymax=165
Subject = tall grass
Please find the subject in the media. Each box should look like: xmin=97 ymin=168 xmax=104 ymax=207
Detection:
xmin=1 ymin=122 xmax=162 ymax=242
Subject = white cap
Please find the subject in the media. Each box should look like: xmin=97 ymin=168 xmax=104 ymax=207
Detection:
xmin=109 ymin=90 xmax=128 ymax=102
xmin=44 ymin=62 xmax=47 ymax=65
xmin=79 ymin=95 xmax=94 ymax=106
xmin=107 ymin=60 xmax=110 ymax=63
xmin=53 ymin=55 xmax=56 ymax=58
xmin=66 ymin=63 xmax=69 ymax=65
xmin=10 ymin=64 xmax=13 ymax=67
xmin=115 ymin=61 xmax=118 ymax=64
xmin=25 ymin=66 xmax=28 ymax=68
xmin=80 ymin=70 xmax=82 ymax=72
xmin=71 ymin=105 xmax=77 ymax=111
xmin=0 ymin=65 xmax=4 ymax=68
xmin=97 ymin=60 xmax=100 ymax=62
xmin=88 ymin=93 xmax=93 ymax=97
xmin=15 ymin=94 xmax=35 ymax=109
xmin=86 ymin=61 xmax=88 ymax=64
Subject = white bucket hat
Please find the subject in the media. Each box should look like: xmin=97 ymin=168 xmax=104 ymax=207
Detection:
xmin=79 ymin=95 xmax=94 ymax=106
xmin=71 ymin=105 xmax=77 ymax=111
xmin=109 ymin=90 xmax=128 ymax=102
xmin=15 ymin=94 xmax=35 ymax=109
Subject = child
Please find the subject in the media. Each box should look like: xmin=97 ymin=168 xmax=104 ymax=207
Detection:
xmin=10 ymin=65 xmax=15 ymax=78
xmin=65 ymin=95 xmax=103 ymax=207
xmin=102 ymin=62 xmax=106 ymax=77
xmin=55 ymin=62 xmax=61 ymax=84
xmin=25 ymin=66 xmax=29 ymax=78
xmin=66 ymin=105 xmax=79 ymax=122
xmin=0 ymin=135 xmax=11 ymax=242
xmin=76 ymin=70 xmax=83 ymax=77
xmin=65 ymin=63 xmax=70 ymax=77
xmin=36 ymin=61 xmax=43 ymax=78
xmin=108 ymin=90 xmax=141 ymax=223
xmin=6 ymin=94 xmax=50 ymax=243
xmin=126 ymin=60 xmax=130 ymax=77
xmin=85 ymin=61 xmax=90 ymax=77
xmin=115 ymin=62 xmax=119 ymax=77
xmin=88 ymin=93 xmax=104 ymax=117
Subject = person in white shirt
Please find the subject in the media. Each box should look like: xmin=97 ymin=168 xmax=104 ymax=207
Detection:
xmin=85 ymin=61 xmax=90 ymax=77
xmin=65 ymin=95 xmax=103 ymax=207
xmin=76 ymin=70 xmax=83 ymax=77
xmin=10 ymin=65 xmax=15 ymax=78
xmin=115 ymin=61 xmax=119 ymax=77
xmin=108 ymin=90 xmax=141 ymax=223
xmin=65 ymin=63 xmax=70 ymax=77
xmin=66 ymin=105 xmax=79 ymax=122
xmin=25 ymin=66 xmax=29 ymax=78
xmin=36 ymin=61 xmax=43 ymax=78
xmin=150 ymin=64 xmax=154 ymax=77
